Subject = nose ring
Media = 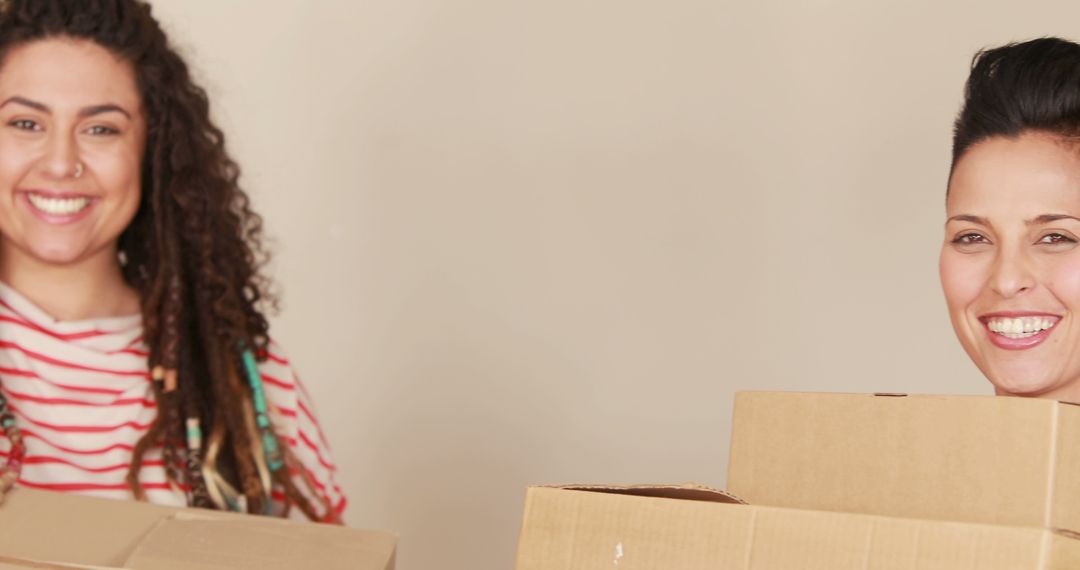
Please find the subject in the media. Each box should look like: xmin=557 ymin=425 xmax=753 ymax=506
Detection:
xmin=74 ymin=162 xmax=84 ymax=179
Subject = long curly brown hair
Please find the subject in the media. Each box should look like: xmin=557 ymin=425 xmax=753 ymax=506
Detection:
xmin=0 ymin=0 xmax=333 ymax=521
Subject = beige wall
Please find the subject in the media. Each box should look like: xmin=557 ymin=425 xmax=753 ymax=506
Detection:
xmin=146 ymin=1 xmax=1078 ymax=568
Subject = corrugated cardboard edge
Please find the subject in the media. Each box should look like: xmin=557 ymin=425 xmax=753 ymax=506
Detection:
xmin=0 ymin=556 xmax=127 ymax=570
xmin=1051 ymin=402 xmax=1080 ymax=535
xmin=542 ymin=483 xmax=746 ymax=504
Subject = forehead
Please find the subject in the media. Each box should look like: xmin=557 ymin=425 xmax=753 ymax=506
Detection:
xmin=0 ymin=37 xmax=141 ymax=112
xmin=947 ymin=133 xmax=1080 ymax=219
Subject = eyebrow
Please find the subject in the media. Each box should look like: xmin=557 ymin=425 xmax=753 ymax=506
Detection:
xmin=946 ymin=214 xmax=1080 ymax=226
xmin=946 ymin=214 xmax=987 ymax=225
xmin=0 ymin=95 xmax=132 ymax=120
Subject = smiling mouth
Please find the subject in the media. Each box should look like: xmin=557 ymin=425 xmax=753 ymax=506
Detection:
xmin=26 ymin=192 xmax=92 ymax=216
xmin=984 ymin=316 xmax=1060 ymax=339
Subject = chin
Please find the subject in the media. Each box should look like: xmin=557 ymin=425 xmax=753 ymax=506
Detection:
xmin=25 ymin=242 xmax=93 ymax=266
xmin=985 ymin=369 xmax=1066 ymax=398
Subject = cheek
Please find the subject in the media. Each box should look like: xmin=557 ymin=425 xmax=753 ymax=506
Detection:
xmin=96 ymin=146 xmax=142 ymax=202
xmin=1043 ymin=253 xmax=1080 ymax=306
xmin=0 ymin=138 xmax=35 ymax=187
xmin=939 ymin=249 xmax=986 ymax=314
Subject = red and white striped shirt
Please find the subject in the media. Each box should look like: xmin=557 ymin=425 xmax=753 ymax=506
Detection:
xmin=0 ymin=281 xmax=346 ymax=520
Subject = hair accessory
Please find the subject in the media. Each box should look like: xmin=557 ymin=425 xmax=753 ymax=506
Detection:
xmin=195 ymin=349 xmax=284 ymax=515
xmin=241 ymin=349 xmax=284 ymax=472
xmin=201 ymin=424 xmax=244 ymax=512
xmin=185 ymin=417 xmax=202 ymax=451
xmin=163 ymin=369 xmax=178 ymax=393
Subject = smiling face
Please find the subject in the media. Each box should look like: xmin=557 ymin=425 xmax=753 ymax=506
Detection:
xmin=0 ymin=37 xmax=145 ymax=272
xmin=941 ymin=131 xmax=1080 ymax=400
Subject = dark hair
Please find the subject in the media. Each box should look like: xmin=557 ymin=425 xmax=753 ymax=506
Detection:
xmin=0 ymin=0 xmax=334 ymax=521
xmin=952 ymin=37 xmax=1080 ymax=174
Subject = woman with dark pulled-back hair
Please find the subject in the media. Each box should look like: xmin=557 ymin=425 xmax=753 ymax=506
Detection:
xmin=0 ymin=0 xmax=344 ymax=522
xmin=942 ymin=37 xmax=1080 ymax=404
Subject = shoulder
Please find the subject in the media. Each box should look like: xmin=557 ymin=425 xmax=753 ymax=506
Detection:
xmin=257 ymin=339 xmax=303 ymax=438
xmin=257 ymin=339 xmax=300 ymax=393
xmin=257 ymin=338 xmax=347 ymax=519
xmin=256 ymin=338 xmax=332 ymax=469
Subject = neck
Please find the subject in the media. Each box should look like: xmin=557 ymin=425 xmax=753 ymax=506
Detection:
xmin=0 ymin=242 xmax=140 ymax=321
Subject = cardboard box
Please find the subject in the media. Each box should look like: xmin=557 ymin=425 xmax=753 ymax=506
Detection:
xmin=0 ymin=488 xmax=396 ymax=569
xmin=514 ymin=485 xmax=1080 ymax=569
xmin=727 ymin=391 xmax=1080 ymax=533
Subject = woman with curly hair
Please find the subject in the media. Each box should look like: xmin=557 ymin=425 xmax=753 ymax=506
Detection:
xmin=0 ymin=0 xmax=345 ymax=522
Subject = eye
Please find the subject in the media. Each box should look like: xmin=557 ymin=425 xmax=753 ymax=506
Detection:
xmin=952 ymin=232 xmax=989 ymax=245
xmin=8 ymin=119 xmax=40 ymax=131
xmin=1038 ymin=232 xmax=1077 ymax=245
xmin=85 ymin=125 xmax=118 ymax=136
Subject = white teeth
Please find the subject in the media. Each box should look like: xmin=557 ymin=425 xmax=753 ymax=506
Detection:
xmin=27 ymin=193 xmax=90 ymax=216
xmin=986 ymin=316 xmax=1058 ymax=336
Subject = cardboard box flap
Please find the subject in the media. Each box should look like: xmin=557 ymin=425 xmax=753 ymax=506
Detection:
xmin=123 ymin=514 xmax=396 ymax=570
xmin=551 ymin=483 xmax=744 ymax=504
xmin=0 ymin=488 xmax=174 ymax=566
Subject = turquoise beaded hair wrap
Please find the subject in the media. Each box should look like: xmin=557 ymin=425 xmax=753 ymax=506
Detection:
xmin=241 ymin=348 xmax=285 ymax=473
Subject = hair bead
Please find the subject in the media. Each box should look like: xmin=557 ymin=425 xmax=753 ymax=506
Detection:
xmin=241 ymin=349 xmax=284 ymax=472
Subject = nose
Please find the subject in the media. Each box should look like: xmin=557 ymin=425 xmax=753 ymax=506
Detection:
xmin=989 ymin=245 xmax=1036 ymax=298
xmin=39 ymin=130 xmax=81 ymax=180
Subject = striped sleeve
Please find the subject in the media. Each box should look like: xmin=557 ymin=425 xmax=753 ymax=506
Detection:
xmin=259 ymin=341 xmax=347 ymax=522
